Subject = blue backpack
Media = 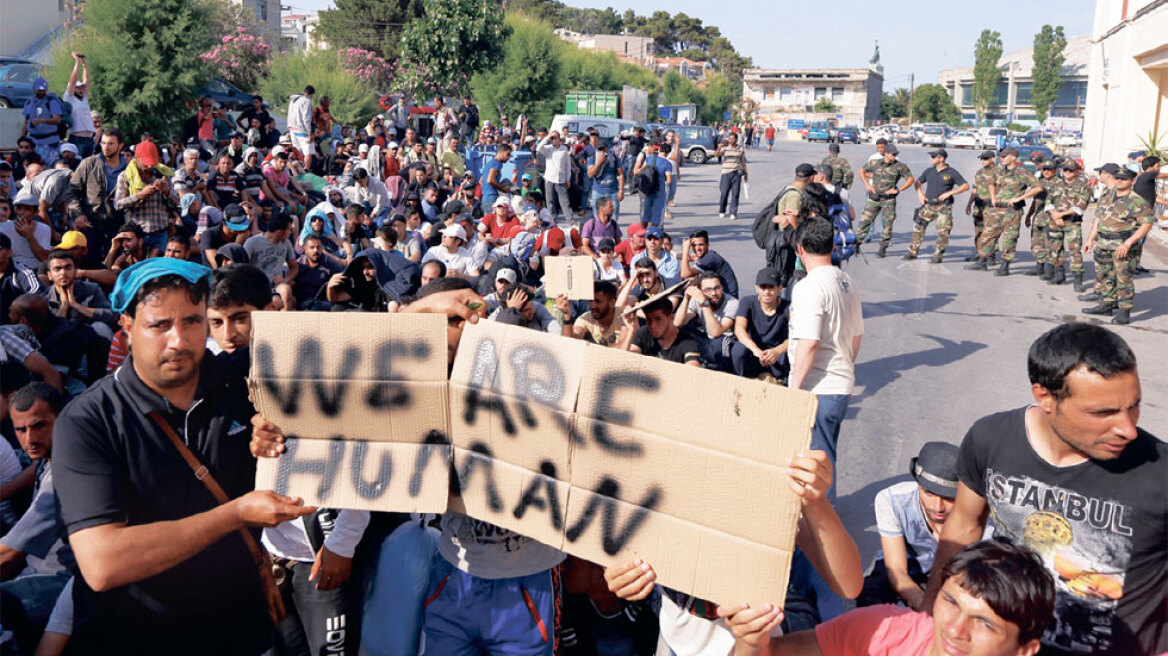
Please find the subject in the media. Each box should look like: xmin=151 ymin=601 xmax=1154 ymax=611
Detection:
xmin=827 ymin=200 xmax=857 ymax=266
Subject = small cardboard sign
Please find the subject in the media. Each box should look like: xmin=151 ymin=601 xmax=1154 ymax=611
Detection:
xmin=543 ymin=256 xmax=595 ymax=300
xmin=250 ymin=313 xmax=817 ymax=607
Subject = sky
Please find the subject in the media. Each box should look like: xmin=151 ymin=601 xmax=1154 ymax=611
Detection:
xmin=286 ymin=0 xmax=1096 ymax=90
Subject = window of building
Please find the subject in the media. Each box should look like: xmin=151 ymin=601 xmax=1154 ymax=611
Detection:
xmin=994 ymin=81 xmax=1009 ymax=106
xmin=1056 ymin=81 xmax=1088 ymax=108
xmin=831 ymin=87 xmax=844 ymax=100
xmin=1014 ymin=82 xmax=1033 ymax=105
xmin=960 ymin=84 xmax=973 ymax=106
xmin=260 ymin=0 xmax=268 ymax=20
xmin=814 ymin=87 xmax=827 ymax=99
xmin=780 ymin=86 xmax=793 ymax=102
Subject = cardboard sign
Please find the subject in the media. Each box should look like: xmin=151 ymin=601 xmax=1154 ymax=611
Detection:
xmin=621 ymin=278 xmax=690 ymax=317
xmin=543 ymin=256 xmax=595 ymax=300
xmin=251 ymin=313 xmax=817 ymax=607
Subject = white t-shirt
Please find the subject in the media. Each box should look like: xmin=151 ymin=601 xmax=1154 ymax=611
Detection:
xmin=788 ymin=265 xmax=863 ymax=395
xmin=65 ymin=92 xmax=95 ymax=134
xmin=437 ymin=512 xmax=564 ymax=579
xmin=0 ymin=220 xmax=52 ymax=269
xmin=421 ymin=245 xmax=477 ymax=276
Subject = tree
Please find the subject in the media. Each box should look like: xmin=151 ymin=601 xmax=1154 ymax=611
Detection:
xmin=911 ymin=83 xmax=961 ymax=124
xmin=1031 ymin=24 xmax=1066 ymax=123
xmin=398 ymin=0 xmax=510 ymax=98
xmin=45 ymin=0 xmax=219 ymax=140
xmin=881 ymin=89 xmax=908 ymax=119
xmin=700 ymin=73 xmax=738 ymax=124
xmin=470 ymin=16 xmax=562 ymax=127
xmin=315 ymin=0 xmax=424 ymax=61
xmin=261 ymin=49 xmax=380 ymax=128
xmin=972 ymin=29 xmax=1003 ymax=126
xmin=814 ymin=97 xmax=839 ymax=113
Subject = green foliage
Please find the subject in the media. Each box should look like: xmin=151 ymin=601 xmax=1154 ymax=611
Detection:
xmin=814 ymin=97 xmax=838 ymax=114
xmin=261 ymin=50 xmax=380 ymax=128
xmin=470 ymin=15 xmax=563 ymax=127
xmin=972 ymin=29 xmax=1004 ymax=124
xmin=1004 ymin=122 xmax=1031 ymax=133
xmin=1031 ymin=25 xmax=1066 ymax=123
xmin=700 ymin=74 xmax=738 ymax=124
xmin=1136 ymin=130 xmax=1168 ymax=161
xmin=911 ymin=83 xmax=962 ymax=124
xmin=315 ymin=0 xmax=424 ymax=61
xmin=43 ymin=0 xmax=222 ymax=140
xmin=881 ymin=89 xmax=909 ymax=119
xmin=398 ymin=0 xmax=511 ymax=98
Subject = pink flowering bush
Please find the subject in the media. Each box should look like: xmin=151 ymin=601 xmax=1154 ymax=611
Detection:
xmin=200 ymin=26 xmax=271 ymax=91
xmin=338 ymin=47 xmax=396 ymax=93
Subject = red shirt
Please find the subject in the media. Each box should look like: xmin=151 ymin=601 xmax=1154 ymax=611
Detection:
xmin=480 ymin=213 xmax=518 ymax=240
xmin=814 ymin=605 xmax=934 ymax=656
xmin=614 ymin=241 xmax=644 ymax=267
xmin=765 ymin=127 xmax=776 ymax=139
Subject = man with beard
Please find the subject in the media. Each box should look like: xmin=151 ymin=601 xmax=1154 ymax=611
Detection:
xmin=618 ymin=295 xmax=701 ymax=367
xmin=44 ymin=249 xmax=118 ymax=340
xmin=104 ymin=223 xmax=152 ymax=271
xmin=559 ymin=280 xmax=621 ymax=346
xmin=294 ymin=235 xmax=344 ymax=310
xmin=21 ymin=78 xmax=63 ymax=167
xmin=674 ymin=271 xmax=738 ymax=370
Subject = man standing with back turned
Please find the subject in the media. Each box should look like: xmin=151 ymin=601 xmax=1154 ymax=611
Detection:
xmin=924 ymin=323 xmax=1167 ymax=656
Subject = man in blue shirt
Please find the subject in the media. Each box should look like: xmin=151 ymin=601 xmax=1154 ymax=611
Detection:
xmin=633 ymin=141 xmax=672 ymax=227
xmin=480 ymin=144 xmax=512 ymax=214
xmin=21 ymin=78 xmax=63 ymax=167
xmin=586 ymin=138 xmax=624 ymax=222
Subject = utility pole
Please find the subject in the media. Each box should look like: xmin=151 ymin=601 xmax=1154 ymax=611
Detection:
xmin=908 ymin=72 xmax=915 ymax=125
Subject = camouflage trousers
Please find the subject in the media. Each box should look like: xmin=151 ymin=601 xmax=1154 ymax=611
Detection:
xmin=1030 ymin=212 xmax=1051 ymax=264
xmin=908 ymin=204 xmax=953 ymax=256
xmin=977 ymin=206 xmax=1023 ymax=261
xmin=857 ymin=198 xmax=898 ymax=246
xmin=1093 ymin=238 xmax=1136 ymax=309
xmin=1047 ymin=220 xmax=1083 ymax=272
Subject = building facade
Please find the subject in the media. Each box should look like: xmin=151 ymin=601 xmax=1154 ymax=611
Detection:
xmin=565 ymin=33 xmax=655 ymax=66
xmin=235 ymin=0 xmax=281 ymax=41
xmin=938 ymin=35 xmax=1091 ymax=126
xmin=741 ymin=67 xmax=884 ymax=126
xmin=281 ymin=13 xmax=322 ymax=51
xmin=1082 ymin=0 xmax=1168 ymax=168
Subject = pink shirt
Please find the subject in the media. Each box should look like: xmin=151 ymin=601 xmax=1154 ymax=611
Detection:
xmin=197 ymin=110 xmax=215 ymax=140
xmin=814 ymin=605 xmax=934 ymax=656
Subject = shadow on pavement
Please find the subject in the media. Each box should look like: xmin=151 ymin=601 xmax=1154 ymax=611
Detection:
xmin=1133 ymin=284 xmax=1167 ymax=323
xmin=862 ymin=292 xmax=959 ymax=318
xmin=837 ymin=473 xmax=914 ymax=567
xmin=852 ymin=334 xmax=988 ymax=402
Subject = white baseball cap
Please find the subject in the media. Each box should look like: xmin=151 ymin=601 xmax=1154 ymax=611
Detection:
xmin=441 ymin=224 xmax=467 ymax=241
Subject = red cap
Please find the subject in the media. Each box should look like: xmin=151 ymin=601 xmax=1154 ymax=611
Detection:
xmin=135 ymin=141 xmax=160 ymax=167
xmin=627 ymin=222 xmax=647 ymax=237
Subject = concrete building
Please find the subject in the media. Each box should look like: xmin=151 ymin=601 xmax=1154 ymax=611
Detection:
xmin=235 ymin=0 xmax=281 ymax=41
xmin=1082 ymin=0 xmax=1168 ymax=168
xmin=281 ymin=13 xmax=322 ymax=51
xmin=654 ymin=56 xmax=712 ymax=81
xmin=556 ymin=30 xmax=655 ymax=66
xmin=0 ymin=0 xmax=72 ymax=62
xmin=741 ymin=66 xmax=884 ymax=126
xmin=938 ymin=35 xmax=1091 ymax=125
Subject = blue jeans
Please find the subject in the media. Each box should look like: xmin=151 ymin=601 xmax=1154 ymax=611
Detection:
xmin=33 ymin=141 xmax=60 ymax=167
xmin=640 ymin=190 xmax=667 ymax=227
xmin=0 ymin=573 xmax=71 ymax=654
xmin=69 ymin=134 xmax=96 ymax=159
xmin=810 ymin=393 xmax=850 ymax=502
xmin=143 ymin=229 xmax=169 ymax=255
xmin=591 ymin=189 xmax=620 ymax=222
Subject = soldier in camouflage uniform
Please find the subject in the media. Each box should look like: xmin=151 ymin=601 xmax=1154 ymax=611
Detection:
xmin=857 ymin=143 xmax=914 ymax=257
xmin=905 ymin=148 xmax=969 ymax=262
xmin=964 ymin=150 xmax=998 ymax=262
xmin=1080 ymin=163 xmax=1121 ymax=298
xmin=1045 ymin=160 xmax=1092 ymax=288
xmin=1021 ymin=161 xmax=1060 ymax=278
xmin=821 ymin=143 xmax=854 ymax=189
xmin=964 ymin=147 xmax=1041 ymax=276
xmin=1080 ymin=167 xmax=1155 ymax=324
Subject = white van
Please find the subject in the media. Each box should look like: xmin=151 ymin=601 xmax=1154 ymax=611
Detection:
xmin=549 ymin=115 xmax=639 ymax=141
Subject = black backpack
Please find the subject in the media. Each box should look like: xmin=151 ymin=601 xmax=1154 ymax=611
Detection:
xmin=636 ymin=154 xmax=660 ymax=195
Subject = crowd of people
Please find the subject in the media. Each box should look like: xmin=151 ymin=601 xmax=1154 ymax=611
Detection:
xmin=0 ymin=58 xmax=1164 ymax=656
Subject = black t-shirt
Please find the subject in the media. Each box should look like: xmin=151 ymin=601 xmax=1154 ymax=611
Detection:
xmin=917 ymin=165 xmax=967 ymax=203
xmin=1133 ymin=170 xmax=1157 ymax=207
xmin=735 ymin=295 xmax=789 ymax=349
xmin=237 ymin=107 xmax=273 ymax=131
xmin=52 ymin=353 xmax=271 ymax=654
xmin=631 ymin=326 xmax=701 ymax=365
xmin=199 ymin=226 xmax=234 ymax=254
xmin=294 ymin=255 xmax=344 ymax=306
xmin=958 ymin=407 xmax=1167 ymax=655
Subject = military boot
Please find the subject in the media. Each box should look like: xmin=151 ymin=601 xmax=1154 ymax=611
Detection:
xmin=1041 ymin=263 xmax=1056 ymax=281
xmin=931 ymin=253 xmax=944 ymax=264
xmin=901 ymin=252 xmax=917 ymax=261
xmin=1022 ymin=263 xmax=1044 ymax=276
xmin=1111 ymin=308 xmax=1131 ymax=325
xmin=877 ymin=243 xmax=888 ymax=258
xmin=994 ymin=260 xmax=1011 ymax=276
xmin=1071 ymin=272 xmax=1087 ymax=291
xmin=1081 ymin=302 xmax=1117 ymax=315
xmin=1048 ymin=267 xmax=1066 ymax=285
xmin=1077 ymin=291 xmax=1101 ymax=302
xmin=988 ymin=252 xmax=998 ymax=266
xmin=964 ymin=258 xmax=988 ymax=271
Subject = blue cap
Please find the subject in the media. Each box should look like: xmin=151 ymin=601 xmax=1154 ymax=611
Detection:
xmin=223 ymin=203 xmax=251 ymax=232
xmin=645 ymin=226 xmax=665 ymax=239
xmin=179 ymin=193 xmax=199 ymax=216
xmin=110 ymin=259 xmax=212 ymax=314
xmin=33 ymin=77 xmax=48 ymax=91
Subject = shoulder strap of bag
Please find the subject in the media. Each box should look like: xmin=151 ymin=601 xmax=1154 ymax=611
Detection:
xmin=146 ymin=411 xmax=286 ymax=627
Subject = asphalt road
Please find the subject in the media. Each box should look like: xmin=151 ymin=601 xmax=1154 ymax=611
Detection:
xmin=637 ymin=138 xmax=1167 ymax=564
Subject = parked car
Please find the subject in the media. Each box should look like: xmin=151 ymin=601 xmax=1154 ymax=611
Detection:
xmin=920 ymin=125 xmax=946 ymax=147
xmin=834 ymin=125 xmax=860 ymax=144
xmin=808 ymin=121 xmax=831 ymax=142
xmin=1015 ymin=145 xmax=1055 ymax=172
xmin=0 ymin=63 xmax=41 ymax=109
xmin=674 ymin=124 xmax=718 ymax=164
xmin=197 ymin=77 xmax=255 ymax=111
xmin=895 ymin=128 xmax=918 ymax=145
xmin=0 ymin=56 xmax=36 ymax=67
xmin=946 ymin=131 xmax=980 ymax=149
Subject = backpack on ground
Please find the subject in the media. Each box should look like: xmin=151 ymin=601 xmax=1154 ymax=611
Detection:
xmin=635 ymin=154 xmax=660 ymax=196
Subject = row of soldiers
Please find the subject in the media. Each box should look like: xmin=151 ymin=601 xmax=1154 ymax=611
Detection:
xmin=817 ymin=142 xmax=1155 ymax=325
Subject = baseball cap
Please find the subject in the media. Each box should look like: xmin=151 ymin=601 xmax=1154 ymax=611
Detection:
xmin=909 ymin=442 xmax=961 ymax=499
xmin=928 ymin=148 xmax=948 ymax=158
xmin=795 ymin=163 xmax=817 ymax=178
xmin=388 ymin=141 xmax=399 ymax=149
xmin=441 ymin=224 xmax=467 ymax=241
xmin=134 ymin=141 xmax=161 ymax=167
xmin=59 ymin=143 xmax=79 ymax=156
xmin=645 ymin=226 xmax=665 ymax=239
xmin=1040 ymin=160 xmax=1057 ymax=170
xmin=1113 ymin=168 xmax=1137 ymax=180
xmin=180 ymin=193 xmax=199 ymax=216
xmin=1128 ymin=150 xmax=1145 ymax=159
xmin=223 ymin=203 xmax=251 ymax=231
xmin=13 ymin=188 xmax=39 ymax=207
xmin=977 ymin=150 xmax=997 ymax=159
xmin=33 ymin=77 xmax=48 ymax=91
xmin=828 ymin=143 xmax=840 ymax=152
xmin=230 ymin=131 xmax=244 ymax=139
xmin=279 ymin=134 xmax=292 ymax=144
xmin=597 ymin=238 xmax=616 ymax=251
xmin=884 ymin=144 xmax=900 ymax=155
xmin=755 ymin=267 xmax=782 ymax=287
xmin=55 ymin=231 xmax=88 ymax=250
xmin=1094 ymin=162 xmax=1121 ymax=175
xmin=358 ymin=143 xmax=370 ymax=153
xmin=495 ymin=268 xmax=517 ymax=284
xmin=521 ymin=173 xmax=533 ymax=181
xmin=1062 ymin=160 xmax=1082 ymax=171
xmin=427 ymin=137 xmax=437 ymax=145
xmin=627 ymin=222 xmax=647 ymax=237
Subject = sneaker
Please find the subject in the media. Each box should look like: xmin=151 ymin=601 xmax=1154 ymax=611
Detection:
xmin=728 ymin=214 xmax=737 ymax=220
xmin=718 ymin=213 xmax=725 ymax=218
